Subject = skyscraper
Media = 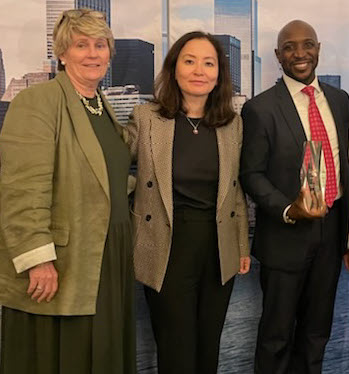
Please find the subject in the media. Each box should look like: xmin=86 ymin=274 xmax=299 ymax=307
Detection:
xmin=232 ymin=94 xmax=247 ymax=115
xmin=75 ymin=0 xmax=112 ymax=87
xmin=46 ymin=0 xmax=111 ymax=86
xmin=112 ymin=39 xmax=154 ymax=94
xmin=75 ymin=0 xmax=110 ymax=27
xmin=0 ymin=101 xmax=10 ymax=130
xmin=2 ymin=72 xmax=53 ymax=102
xmin=46 ymin=0 xmax=74 ymax=60
xmin=252 ymin=0 xmax=261 ymax=95
xmin=253 ymin=53 xmax=261 ymax=95
xmin=103 ymin=85 xmax=152 ymax=126
xmin=0 ymin=48 xmax=5 ymax=99
xmin=214 ymin=0 xmax=261 ymax=98
xmin=162 ymin=0 xmax=169 ymax=60
xmin=318 ymin=75 xmax=341 ymax=89
xmin=213 ymin=35 xmax=241 ymax=94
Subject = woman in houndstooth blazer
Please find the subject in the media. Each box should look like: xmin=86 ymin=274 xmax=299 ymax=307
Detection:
xmin=128 ymin=31 xmax=250 ymax=374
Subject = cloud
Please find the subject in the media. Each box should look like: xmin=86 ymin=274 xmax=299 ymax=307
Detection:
xmin=176 ymin=5 xmax=212 ymax=20
xmin=113 ymin=0 xmax=161 ymax=38
xmin=169 ymin=15 xmax=214 ymax=45
xmin=170 ymin=0 xmax=212 ymax=7
xmin=169 ymin=0 xmax=214 ymax=47
xmin=170 ymin=0 xmax=213 ymax=22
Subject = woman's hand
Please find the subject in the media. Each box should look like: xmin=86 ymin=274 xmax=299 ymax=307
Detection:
xmin=27 ymin=261 xmax=58 ymax=303
xmin=238 ymin=256 xmax=251 ymax=275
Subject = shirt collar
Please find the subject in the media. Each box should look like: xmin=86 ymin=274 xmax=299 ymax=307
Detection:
xmin=282 ymin=73 xmax=321 ymax=98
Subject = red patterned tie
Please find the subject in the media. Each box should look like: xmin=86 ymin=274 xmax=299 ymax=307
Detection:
xmin=301 ymin=86 xmax=337 ymax=207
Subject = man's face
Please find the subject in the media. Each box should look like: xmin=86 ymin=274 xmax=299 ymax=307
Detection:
xmin=275 ymin=22 xmax=320 ymax=85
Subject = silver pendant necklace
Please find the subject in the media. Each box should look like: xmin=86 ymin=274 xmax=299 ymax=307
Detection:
xmin=184 ymin=114 xmax=202 ymax=135
xmin=75 ymin=89 xmax=103 ymax=116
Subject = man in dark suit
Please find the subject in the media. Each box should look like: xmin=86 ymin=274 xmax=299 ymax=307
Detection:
xmin=240 ymin=20 xmax=349 ymax=374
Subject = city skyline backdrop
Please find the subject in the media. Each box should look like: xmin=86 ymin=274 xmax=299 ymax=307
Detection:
xmin=1 ymin=0 xmax=348 ymax=93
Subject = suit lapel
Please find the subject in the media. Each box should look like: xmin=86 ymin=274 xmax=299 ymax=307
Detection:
xmin=55 ymin=72 xmax=110 ymax=200
xmin=276 ymin=79 xmax=307 ymax=153
xmin=322 ymin=84 xmax=349 ymax=192
xmin=322 ymin=84 xmax=345 ymax=150
xmin=216 ymin=120 xmax=234 ymax=211
xmin=150 ymin=113 xmax=175 ymax=223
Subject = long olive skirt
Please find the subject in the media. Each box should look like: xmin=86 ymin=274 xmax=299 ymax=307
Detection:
xmin=0 ymin=222 xmax=136 ymax=374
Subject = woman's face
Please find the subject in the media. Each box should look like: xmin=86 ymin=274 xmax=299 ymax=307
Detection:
xmin=60 ymin=33 xmax=110 ymax=91
xmin=175 ymin=38 xmax=219 ymax=102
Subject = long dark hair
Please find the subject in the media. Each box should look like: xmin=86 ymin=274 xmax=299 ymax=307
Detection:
xmin=154 ymin=31 xmax=236 ymax=128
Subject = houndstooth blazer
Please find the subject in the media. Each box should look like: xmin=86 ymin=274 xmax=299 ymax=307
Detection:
xmin=127 ymin=103 xmax=249 ymax=292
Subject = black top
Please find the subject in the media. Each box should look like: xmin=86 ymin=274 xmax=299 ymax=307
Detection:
xmin=83 ymin=96 xmax=131 ymax=224
xmin=172 ymin=112 xmax=219 ymax=212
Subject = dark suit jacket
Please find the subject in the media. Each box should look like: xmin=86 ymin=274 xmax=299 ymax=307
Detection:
xmin=240 ymin=78 xmax=349 ymax=271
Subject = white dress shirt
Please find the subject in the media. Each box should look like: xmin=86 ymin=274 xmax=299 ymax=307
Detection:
xmin=282 ymin=74 xmax=341 ymax=222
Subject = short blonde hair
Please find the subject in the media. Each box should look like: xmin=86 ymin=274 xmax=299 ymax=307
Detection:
xmin=53 ymin=8 xmax=114 ymax=71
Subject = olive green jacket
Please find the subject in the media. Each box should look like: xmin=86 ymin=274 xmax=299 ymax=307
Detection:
xmin=0 ymin=71 xmax=126 ymax=315
xmin=128 ymin=103 xmax=250 ymax=292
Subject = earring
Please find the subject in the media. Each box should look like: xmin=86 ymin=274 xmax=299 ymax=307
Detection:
xmin=61 ymin=61 xmax=66 ymax=66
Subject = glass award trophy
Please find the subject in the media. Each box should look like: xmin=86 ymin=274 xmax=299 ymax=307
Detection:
xmin=300 ymin=140 xmax=323 ymax=211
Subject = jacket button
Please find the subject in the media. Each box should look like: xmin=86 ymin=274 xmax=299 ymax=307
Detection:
xmin=146 ymin=214 xmax=152 ymax=221
xmin=231 ymin=211 xmax=235 ymax=218
xmin=233 ymin=180 xmax=237 ymax=187
xmin=147 ymin=181 xmax=153 ymax=188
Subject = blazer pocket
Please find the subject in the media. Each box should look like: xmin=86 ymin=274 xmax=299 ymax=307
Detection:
xmin=51 ymin=225 xmax=70 ymax=247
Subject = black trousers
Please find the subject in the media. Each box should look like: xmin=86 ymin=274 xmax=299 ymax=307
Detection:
xmin=144 ymin=208 xmax=234 ymax=374
xmin=255 ymin=200 xmax=342 ymax=374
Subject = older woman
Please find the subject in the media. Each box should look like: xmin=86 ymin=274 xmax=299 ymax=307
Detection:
xmin=128 ymin=31 xmax=250 ymax=374
xmin=0 ymin=9 xmax=135 ymax=374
